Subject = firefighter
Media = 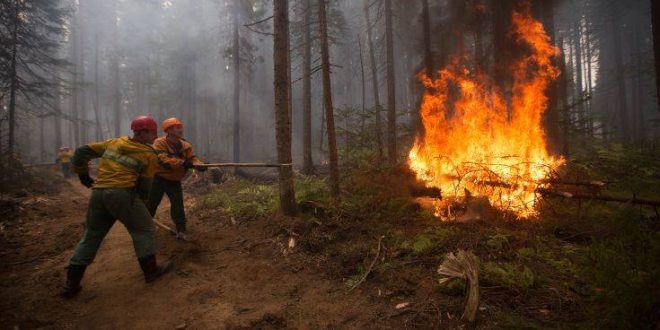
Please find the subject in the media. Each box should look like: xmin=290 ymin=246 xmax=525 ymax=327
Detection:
xmin=61 ymin=116 xmax=171 ymax=299
xmin=147 ymin=117 xmax=205 ymax=240
xmin=56 ymin=147 xmax=74 ymax=178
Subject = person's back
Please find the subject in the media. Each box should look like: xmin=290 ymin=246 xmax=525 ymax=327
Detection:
xmin=77 ymin=136 xmax=157 ymax=191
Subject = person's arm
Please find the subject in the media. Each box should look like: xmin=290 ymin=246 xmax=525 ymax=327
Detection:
xmin=185 ymin=144 xmax=206 ymax=171
xmin=72 ymin=140 xmax=109 ymax=188
xmin=154 ymin=139 xmax=184 ymax=170
xmin=72 ymin=141 xmax=109 ymax=175
xmin=136 ymin=152 xmax=157 ymax=204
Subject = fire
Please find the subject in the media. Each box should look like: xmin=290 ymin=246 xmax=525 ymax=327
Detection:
xmin=408 ymin=7 xmax=564 ymax=218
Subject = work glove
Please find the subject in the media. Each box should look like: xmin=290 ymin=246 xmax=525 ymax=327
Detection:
xmin=182 ymin=160 xmax=194 ymax=170
xmin=78 ymin=174 xmax=94 ymax=188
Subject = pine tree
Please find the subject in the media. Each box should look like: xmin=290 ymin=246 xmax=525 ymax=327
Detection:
xmin=0 ymin=0 xmax=69 ymax=154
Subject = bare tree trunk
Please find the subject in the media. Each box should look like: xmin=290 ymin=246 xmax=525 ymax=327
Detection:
xmin=7 ymin=0 xmax=19 ymax=155
xmin=39 ymin=115 xmax=45 ymax=161
xmin=610 ymin=7 xmax=630 ymax=142
xmin=70 ymin=13 xmax=81 ymax=147
xmin=93 ymin=26 xmax=102 ymax=140
xmin=633 ymin=21 xmax=645 ymax=141
xmin=573 ymin=23 xmax=584 ymax=134
xmin=274 ymin=0 xmax=297 ymax=215
xmin=363 ymin=0 xmax=383 ymax=162
xmin=78 ymin=3 xmax=87 ymax=144
xmin=112 ymin=4 xmax=121 ymax=137
xmin=558 ymin=37 xmax=570 ymax=155
xmin=359 ymin=34 xmax=366 ymax=138
xmin=54 ymin=83 xmax=62 ymax=150
xmin=491 ymin=0 xmax=513 ymax=93
xmin=652 ymin=0 xmax=660 ymax=112
xmin=415 ymin=0 xmax=433 ymax=136
xmin=302 ymin=0 xmax=314 ymax=174
xmin=384 ymin=0 xmax=397 ymax=165
xmin=318 ymin=0 xmax=340 ymax=198
xmin=233 ymin=0 xmax=241 ymax=163
xmin=584 ymin=15 xmax=594 ymax=137
xmin=540 ymin=0 xmax=561 ymax=153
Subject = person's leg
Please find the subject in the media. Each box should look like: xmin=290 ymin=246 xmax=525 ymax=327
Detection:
xmin=69 ymin=190 xmax=116 ymax=265
xmin=165 ymin=180 xmax=186 ymax=233
xmin=63 ymin=189 xmax=116 ymax=298
xmin=147 ymin=176 xmax=166 ymax=217
xmin=106 ymin=189 xmax=171 ymax=282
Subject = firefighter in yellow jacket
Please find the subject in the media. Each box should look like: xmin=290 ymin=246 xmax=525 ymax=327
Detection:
xmin=62 ymin=116 xmax=171 ymax=298
xmin=148 ymin=117 xmax=205 ymax=239
xmin=56 ymin=147 xmax=74 ymax=178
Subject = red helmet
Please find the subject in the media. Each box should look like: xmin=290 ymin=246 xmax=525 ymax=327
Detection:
xmin=131 ymin=116 xmax=158 ymax=132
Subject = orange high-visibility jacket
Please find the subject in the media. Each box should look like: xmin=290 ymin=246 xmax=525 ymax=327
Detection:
xmin=153 ymin=137 xmax=202 ymax=182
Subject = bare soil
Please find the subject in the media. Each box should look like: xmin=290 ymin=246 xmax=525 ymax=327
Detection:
xmin=0 ymin=176 xmax=440 ymax=330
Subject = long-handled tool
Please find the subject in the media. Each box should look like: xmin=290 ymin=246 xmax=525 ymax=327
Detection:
xmin=195 ymin=163 xmax=292 ymax=168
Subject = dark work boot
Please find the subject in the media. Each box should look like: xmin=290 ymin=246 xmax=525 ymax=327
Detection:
xmin=61 ymin=264 xmax=87 ymax=298
xmin=138 ymin=255 xmax=172 ymax=283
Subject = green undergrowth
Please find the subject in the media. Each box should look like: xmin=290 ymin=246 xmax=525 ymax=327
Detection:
xmin=193 ymin=147 xmax=659 ymax=328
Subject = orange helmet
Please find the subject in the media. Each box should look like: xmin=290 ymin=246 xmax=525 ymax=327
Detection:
xmin=162 ymin=117 xmax=183 ymax=132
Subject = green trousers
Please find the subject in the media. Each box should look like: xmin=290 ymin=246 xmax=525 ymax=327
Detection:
xmin=147 ymin=175 xmax=185 ymax=226
xmin=70 ymin=188 xmax=155 ymax=266
xmin=61 ymin=163 xmax=72 ymax=178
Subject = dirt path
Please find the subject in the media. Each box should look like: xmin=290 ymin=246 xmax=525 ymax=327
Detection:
xmin=0 ymin=179 xmax=389 ymax=329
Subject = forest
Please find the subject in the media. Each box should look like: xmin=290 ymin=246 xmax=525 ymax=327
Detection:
xmin=1 ymin=0 xmax=659 ymax=328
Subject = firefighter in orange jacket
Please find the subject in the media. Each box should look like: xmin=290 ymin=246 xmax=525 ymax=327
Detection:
xmin=147 ymin=118 xmax=205 ymax=239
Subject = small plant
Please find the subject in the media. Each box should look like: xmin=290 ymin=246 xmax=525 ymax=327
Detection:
xmin=482 ymin=261 xmax=536 ymax=289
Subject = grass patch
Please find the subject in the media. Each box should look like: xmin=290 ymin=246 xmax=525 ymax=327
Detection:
xmin=482 ymin=261 xmax=536 ymax=289
xmin=195 ymin=178 xmax=278 ymax=219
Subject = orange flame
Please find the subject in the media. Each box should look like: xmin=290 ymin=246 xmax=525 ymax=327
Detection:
xmin=408 ymin=7 xmax=564 ymax=217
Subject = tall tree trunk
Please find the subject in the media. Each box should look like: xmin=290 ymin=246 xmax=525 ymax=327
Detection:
xmin=318 ymin=0 xmax=340 ymax=198
xmin=112 ymin=4 xmax=121 ymax=137
xmin=273 ymin=0 xmax=297 ymax=215
xmin=540 ymin=0 xmax=561 ymax=153
xmin=54 ymin=83 xmax=63 ymax=151
xmin=474 ymin=1 xmax=485 ymax=71
xmin=558 ymin=37 xmax=570 ymax=155
xmin=233 ymin=0 xmax=241 ymax=163
xmin=610 ymin=7 xmax=630 ymax=142
xmin=302 ymin=0 xmax=314 ymax=174
xmin=363 ymin=0 xmax=383 ymax=161
xmin=652 ymin=0 xmax=660 ymax=112
xmin=93 ymin=26 xmax=102 ymax=140
xmin=573 ymin=23 xmax=584 ymax=134
xmin=7 ymin=0 xmax=19 ymax=155
xmin=584 ymin=15 xmax=594 ymax=137
xmin=491 ymin=0 xmax=513 ymax=93
xmin=414 ymin=0 xmax=433 ymax=136
xmin=39 ymin=115 xmax=45 ymax=161
xmin=359 ymin=34 xmax=366 ymax=138
xmin=384 ymin=0 xmax=397 ymax=165
xmin=70 ymin=13 xmax=81 ymax=147
xmin=633 ymin=21 xmax=645 ymax=141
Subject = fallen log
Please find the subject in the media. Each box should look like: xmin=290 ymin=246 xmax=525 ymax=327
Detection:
xmin=536 ymin=188 xmax=660 ymax=207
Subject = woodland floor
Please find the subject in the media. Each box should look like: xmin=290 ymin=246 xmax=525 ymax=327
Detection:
xmin=0 ymin=165 xmax=658 ymax=329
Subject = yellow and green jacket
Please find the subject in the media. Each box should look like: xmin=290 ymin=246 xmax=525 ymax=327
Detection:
xmin=72 ymin=137 xmax=157 ymax=198
xmin=153 ymin=136 xmax=202 ymax=182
